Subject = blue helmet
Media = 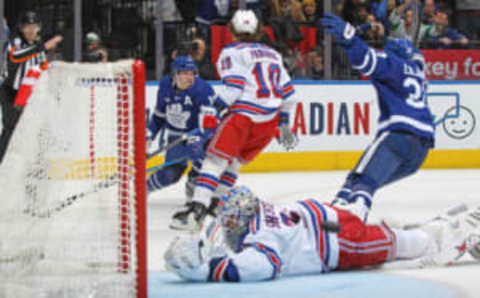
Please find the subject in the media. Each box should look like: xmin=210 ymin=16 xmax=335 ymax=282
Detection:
xmin=384 ymin=38 xmax=424 ymax=66
xmin=384 ymin=38 xmax=415 ymax=59
xmin=171 ymin=56 xmax=197 ymax=74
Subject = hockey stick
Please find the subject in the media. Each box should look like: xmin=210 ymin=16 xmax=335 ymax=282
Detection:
xmin=412 ymin=0 xmax=423 ymax=47
xmin=146 ymin=156 xmax=189 ymax=174
xmin=0 ymin=247 xmax=45 ymax=263
xmin=147 ymin=128 xmax=199 ymax=160
xmin=23 ymin=174 xmax=119 ymax=219
xmin=24 ymin=155 xmax=191 ymax=218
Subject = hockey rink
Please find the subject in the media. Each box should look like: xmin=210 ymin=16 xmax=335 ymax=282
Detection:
xmin=147 ymin=169 xmax=480 ymax=298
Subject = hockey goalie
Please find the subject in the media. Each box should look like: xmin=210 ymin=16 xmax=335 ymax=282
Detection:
xmin=164 ymin=185 xmax=480 ymax=282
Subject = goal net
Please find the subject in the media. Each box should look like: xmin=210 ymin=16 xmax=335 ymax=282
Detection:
xmin=0 ymin=60 xmax=147 ymax=298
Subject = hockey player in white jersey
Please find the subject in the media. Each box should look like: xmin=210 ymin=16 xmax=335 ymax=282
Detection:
xmin=170 ymin=10 xmax=298 ymax=230
xmin=165 ymin=185 xmax=480 ymax=282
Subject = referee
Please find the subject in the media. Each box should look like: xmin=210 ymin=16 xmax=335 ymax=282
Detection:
xmin=0 ymin=11 xmax=62 ymax=163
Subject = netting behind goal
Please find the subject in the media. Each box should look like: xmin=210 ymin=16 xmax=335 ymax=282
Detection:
xmin=0 ymin=60 xmax=147 ymax=298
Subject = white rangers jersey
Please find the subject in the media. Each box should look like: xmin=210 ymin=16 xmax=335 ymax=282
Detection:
xmin=216 ymin=42 xmax=296 ymax=123
xmin=201 ymin=199 xmax=340 ymax=282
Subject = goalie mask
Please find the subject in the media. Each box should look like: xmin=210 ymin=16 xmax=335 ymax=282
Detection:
xmin=219 ymin=185 xmax=260 ymax=250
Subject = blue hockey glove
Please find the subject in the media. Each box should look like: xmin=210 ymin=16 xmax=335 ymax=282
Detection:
xmin=276 ymin=112 xmax=298 ymax=151
xmin=320 ymin=13 xmax=356 ymax=46
xmin=186 ymin=131 xmax=210 ymax=161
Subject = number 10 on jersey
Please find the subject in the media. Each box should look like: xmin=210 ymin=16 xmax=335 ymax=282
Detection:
xmin=252 ymin=63 xmax=283 ymax=99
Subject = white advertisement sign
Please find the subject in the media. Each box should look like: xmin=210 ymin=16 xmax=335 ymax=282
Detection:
xmin=146 ymin=81 xmax=480 ymax=152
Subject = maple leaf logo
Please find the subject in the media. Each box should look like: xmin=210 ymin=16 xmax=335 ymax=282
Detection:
xmin=166 ymin=103 xmax=190 ymax=129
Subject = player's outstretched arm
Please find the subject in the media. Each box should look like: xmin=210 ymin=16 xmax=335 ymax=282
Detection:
xmin=320 ymin=13 xmax=398 ymax=79
xmin=164 ymin=234 xmax=282 ymax=282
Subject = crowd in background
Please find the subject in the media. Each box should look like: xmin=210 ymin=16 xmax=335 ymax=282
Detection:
xmin=3 ymin=0 xmax=480 ymax=80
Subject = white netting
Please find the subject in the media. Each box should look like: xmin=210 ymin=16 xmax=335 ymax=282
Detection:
xmin=0 ymin=60 xmax=145 ymax=298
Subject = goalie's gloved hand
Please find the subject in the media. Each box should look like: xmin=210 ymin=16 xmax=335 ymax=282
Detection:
xmin=276 ymin=112 xmax=298 ymax=151
xmin=320 ymin=13 xmax=356 ymax=47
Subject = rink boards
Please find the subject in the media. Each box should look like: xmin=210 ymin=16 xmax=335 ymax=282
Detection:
xmin=151 ymin=81 xmax=480 ymax=171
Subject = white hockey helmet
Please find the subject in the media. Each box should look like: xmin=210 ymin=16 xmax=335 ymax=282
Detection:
xmin=219 ymin=185 xmax=260 ymax=241
xmin=231 ymin=9 xmax=259 ymax=35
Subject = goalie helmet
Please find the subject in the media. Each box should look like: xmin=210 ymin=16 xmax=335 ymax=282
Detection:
xmin=219 ymin=185 xmax=260 ymax=248
xmin=231 ymin=9 xmax=259 ymax=35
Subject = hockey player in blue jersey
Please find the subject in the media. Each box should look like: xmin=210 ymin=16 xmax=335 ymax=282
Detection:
xmin=320 ymin=13 xmax=435 ymax=222
xmin=147 ymin=56 xmax=218 ymax=199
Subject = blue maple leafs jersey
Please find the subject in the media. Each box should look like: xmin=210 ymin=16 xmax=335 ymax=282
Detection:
xmin=148 ymin=76 xmax=216 ymax=137
xmin=346 ymin=36 xmax=435 ymax=141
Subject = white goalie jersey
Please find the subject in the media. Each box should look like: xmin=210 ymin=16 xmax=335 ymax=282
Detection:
xmin=216 ymin=42 xmax=296 ymax=123
xmin=166 ymin=199 xmax=341 ymax=282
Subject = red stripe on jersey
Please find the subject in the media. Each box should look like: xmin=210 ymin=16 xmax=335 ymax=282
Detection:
xmin=304 ymin=200 xmax=326 ymax=260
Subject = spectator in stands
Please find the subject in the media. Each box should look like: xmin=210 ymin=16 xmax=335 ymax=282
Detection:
xmin=336 ymin=0 xmax=369 ymax=25
xmin=358 ymin=14 xmax=385 ymax=44
xmin=455 ymin=0 xmax=480 ymax=42
xmin=424 ymin=10 xmax=470 ymax=49
xmin=422 ymin=0 xmax=436 ymax=24
xmin=84 ymin=32 xmax=108 ymax=63
xmin=190 ymin=37 xmax=216 ymax=79
xmin=269 ymin=0 xmax=306 ymax=22
xmin=302 ymin=0 xmax=318 ymax=23
xmin=159 ymin=0 xmax=182 ymax=22
xmin=304 ymin=46 xmax=324 ymax=79
xmin=388 ymin=0 xmax=438 ymax=41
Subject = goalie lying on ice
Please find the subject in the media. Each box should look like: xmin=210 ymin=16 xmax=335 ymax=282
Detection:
xmin=164 ymin=185 xmax=480 ymax=282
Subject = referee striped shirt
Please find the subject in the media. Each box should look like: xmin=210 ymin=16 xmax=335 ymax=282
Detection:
xmin=3 ymin=35 xmax=48 ymax=92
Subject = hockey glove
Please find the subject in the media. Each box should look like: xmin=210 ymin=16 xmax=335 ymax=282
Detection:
xmin=164 ymin=234 xmax=209 ymax=281
xmin=198 ymin=106 xmax=219 ymax=135
xmin=146 ymin=129 xmax=154 ymax=152
xmin=320 ymin=13 xmax=356 ymax=47
xmin=276 ymin=112 xmax=298 ymax=151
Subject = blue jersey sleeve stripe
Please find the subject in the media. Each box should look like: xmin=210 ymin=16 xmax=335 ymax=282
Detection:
xmin=364 ymin=49 xmax=378 ymax=76
xmin=249 ymin=243 xmax=282 ymax=280
xmin=351 ymin=49 xmax=371 ymax=70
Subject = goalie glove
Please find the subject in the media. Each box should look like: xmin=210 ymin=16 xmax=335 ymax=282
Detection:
xmin=164 ymin=234 xmax=209 ymax=281
xmin=276 ymin=112 xmax=298 ymax=151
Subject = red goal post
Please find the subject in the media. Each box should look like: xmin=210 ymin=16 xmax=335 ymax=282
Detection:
xmin=0 ymin=59 xmax=147 ymax=298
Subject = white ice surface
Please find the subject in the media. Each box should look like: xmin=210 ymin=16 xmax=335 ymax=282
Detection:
xmin=148 ymin=169 xmax=480 ymax=297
